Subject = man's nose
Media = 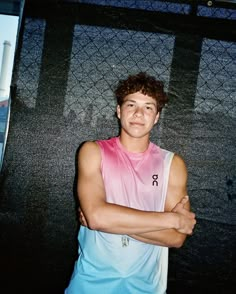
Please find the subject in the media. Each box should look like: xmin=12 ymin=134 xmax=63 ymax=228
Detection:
xmin=134 ymin=107 xmax=143 ymax=117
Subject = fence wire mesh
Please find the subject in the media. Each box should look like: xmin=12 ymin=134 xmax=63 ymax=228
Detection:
xmin=195 ymin=39 xmax=236 ymax=117
xmin=14 ymin=18 xmax=46 ymax=108
xmin=14 ymin=15 xmax=236 ymax=121
xmin=1 ymin=2 xmax=236 ymax=292
xmin=77 ymin=0 xmax=236 ymax=18
xmin=64 ymin=25 xmax=175 ymax=126
xmin=198 ymin=5 xmax=236 ymax=19
xmin=78 ymin=0 xmax=191 ymax=14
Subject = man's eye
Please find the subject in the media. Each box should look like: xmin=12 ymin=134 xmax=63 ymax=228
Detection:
xmin=127 ymin=104 xmax=134 ymax=107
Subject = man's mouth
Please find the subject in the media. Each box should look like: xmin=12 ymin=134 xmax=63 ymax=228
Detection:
xmin=130 ymin=122 xmax=144 ymax=126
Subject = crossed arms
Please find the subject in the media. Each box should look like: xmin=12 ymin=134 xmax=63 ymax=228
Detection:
xmin=78 ymin=141 xmax=196 ymax=248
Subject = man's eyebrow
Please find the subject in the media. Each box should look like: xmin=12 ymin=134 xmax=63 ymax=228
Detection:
xmin=145 ymin=102 xmax=156 ymax=106
xmin=124 ymin=99 xmax=136 ymax=103
xmin=124 ymin=100 xmax=156 ymax=105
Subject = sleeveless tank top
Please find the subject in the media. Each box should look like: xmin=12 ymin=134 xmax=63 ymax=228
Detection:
xmin=65 ymin=137 xmax=174 ymax=294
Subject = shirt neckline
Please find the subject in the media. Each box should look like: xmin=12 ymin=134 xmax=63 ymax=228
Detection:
xmin=115 ymin=136 xmax=152 ymax=160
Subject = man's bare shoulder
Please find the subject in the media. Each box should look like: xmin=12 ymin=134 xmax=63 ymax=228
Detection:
xmin=168 ymin=153 xmax=188 ymax=188
xmin=80 ymin=141 xmax=99 ymax=152
xmin=79 ymin=141 xmax=101 ymax=163
xmin=170 ymin=153 xmax=187 ymax=174
xmin=165 ymin=154 xmax=188 ymax=211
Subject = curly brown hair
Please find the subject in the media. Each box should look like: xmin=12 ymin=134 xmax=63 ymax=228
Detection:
xmin=114 ymin=72 xmax=168 ymax=112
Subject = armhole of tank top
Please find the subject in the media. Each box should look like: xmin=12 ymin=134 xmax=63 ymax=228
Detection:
xmin=95 ymin=141 xmax=104 ymax=171
xmin=166 ymin=152 xmax=174 ymax=173
xmin=161 ymin=151 xmax=174 ymax=211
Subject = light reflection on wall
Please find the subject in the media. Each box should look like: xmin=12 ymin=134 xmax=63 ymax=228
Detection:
xmin=0 ymin=14 xmax=19 ymax=166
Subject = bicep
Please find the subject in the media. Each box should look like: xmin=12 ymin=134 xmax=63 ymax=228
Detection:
xmin=77 ymin=142 xmax=106 ymax=218
xmin=165 ymin=154 xmax=189 ymax=212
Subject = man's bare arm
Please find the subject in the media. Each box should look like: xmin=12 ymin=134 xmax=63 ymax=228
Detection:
xmin=78 ymin=142 xmax=195 ymax=236
xmin=129 ymin=155 xmax=196 ymax=247
xmin=79 ymin=196 xmax=190 ymax=248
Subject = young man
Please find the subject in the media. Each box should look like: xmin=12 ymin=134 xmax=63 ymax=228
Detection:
xmin=65 ymin=72 xmax=196 ymax=294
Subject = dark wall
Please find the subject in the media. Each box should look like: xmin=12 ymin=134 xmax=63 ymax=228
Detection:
xmin=0 ymin=2 xmax=236 ymax=293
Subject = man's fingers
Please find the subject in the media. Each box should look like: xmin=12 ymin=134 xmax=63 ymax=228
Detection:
xmin=78 ymin=207 xmax=85 ymax=225
xmin=180 ymin=195 xmax=189 ymax=205
xmin=80 ymin=215 xmax=86 ymax=226
xmin=172 ymin=195 xmax=189 ymax=213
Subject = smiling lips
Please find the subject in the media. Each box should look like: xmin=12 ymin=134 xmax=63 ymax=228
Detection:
xmin=130 ymin=122 xmax=144 ymax=126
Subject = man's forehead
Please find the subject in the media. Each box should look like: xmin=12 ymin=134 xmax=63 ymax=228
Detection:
xmin=123 ymin=94 xmax=157 ymax=105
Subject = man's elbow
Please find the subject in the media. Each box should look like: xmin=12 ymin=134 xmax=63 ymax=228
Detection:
xmin=86 ymin=211 xmax=106 ymax=231
xmin=86 ymin=216 xmax=100 ymax=231
xmin=170 ymin=234 xmax=187 ymax=248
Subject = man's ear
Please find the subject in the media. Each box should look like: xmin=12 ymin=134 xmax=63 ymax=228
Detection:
xmin=154 ymin=112 xmax=160 ymax=124
xmin=116 ymin=105 xmax=121 ymax=119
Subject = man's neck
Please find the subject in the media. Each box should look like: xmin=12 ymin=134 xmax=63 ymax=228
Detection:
xmin=119 ymin=133 xmax=150 ymax=153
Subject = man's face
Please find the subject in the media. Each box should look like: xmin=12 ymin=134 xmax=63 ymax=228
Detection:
xmin=116 ymin=92 xmax=160 ymax=139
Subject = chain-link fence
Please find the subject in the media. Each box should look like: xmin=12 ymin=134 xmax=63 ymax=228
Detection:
xmin=79 ymin=0 xmax=191 ymax=14
xmin=15 ymin=14 xmax=236 ymax=122
xmin=195 ymin=39 xmax=236 ymax=116
xmin=1 ymin=1 xmax=236 ymax=293
xmin=77 ymin=0 xmax=236 ymax=18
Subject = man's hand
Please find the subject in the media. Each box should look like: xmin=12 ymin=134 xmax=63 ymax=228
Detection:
xmin=172 ymin=196 xmax=196 ymax=235
xmin=172 ymin=195 xmax=189 ymax=212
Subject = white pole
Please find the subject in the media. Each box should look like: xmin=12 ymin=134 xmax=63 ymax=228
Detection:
xmin=0 ymin=40 xmax=11 ymax=97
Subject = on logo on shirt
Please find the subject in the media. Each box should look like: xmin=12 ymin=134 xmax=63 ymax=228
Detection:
xmin=152 ymin=174 xmax=158 ymax=186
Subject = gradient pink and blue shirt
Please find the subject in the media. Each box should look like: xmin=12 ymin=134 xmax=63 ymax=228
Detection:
xmin=65 ymin=137 xmax=174 ymax=294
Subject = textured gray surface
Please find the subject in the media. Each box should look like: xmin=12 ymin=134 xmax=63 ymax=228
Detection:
xmin=0 ymin=3 xmax=236 ymax=293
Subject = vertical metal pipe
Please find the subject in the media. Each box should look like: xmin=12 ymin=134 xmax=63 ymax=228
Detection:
xmin=0 ymin=40 xmax=11 ymax=97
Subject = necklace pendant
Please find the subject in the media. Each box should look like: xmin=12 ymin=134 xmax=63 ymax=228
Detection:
xmin=121 ymin=235 xmax=129 ymax=247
